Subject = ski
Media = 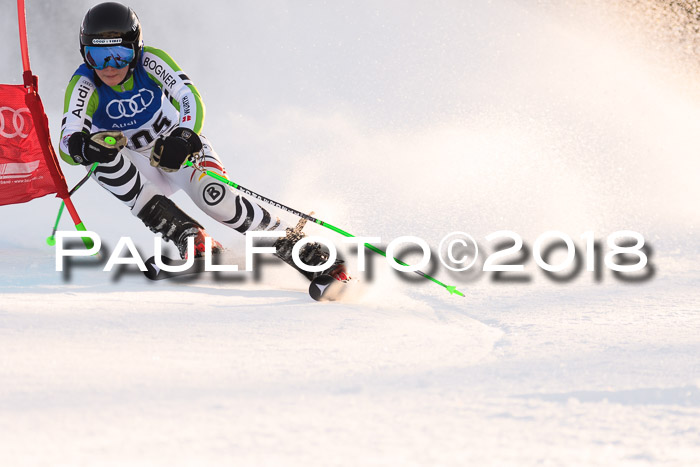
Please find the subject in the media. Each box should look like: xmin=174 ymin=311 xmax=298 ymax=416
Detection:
xmin=308 ymin=274 xmax=343 ymax=301
xmin=143 ymin=255 xmax=208 ymax=280
xmin=145 ymin=255 xmax=351 ymax=301
xmin=308 ymin=274 xmax=361 ymax=302
xmin=145 ymin=254 xmax=354 ymax=301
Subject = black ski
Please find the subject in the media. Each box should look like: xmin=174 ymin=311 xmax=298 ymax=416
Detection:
xmin=308 ymin=274 xmax=345 ymax=301
xmin=143 ymin=255 xmax=208 ymax=280
xmin=145 ymin=254 xmax=352 ymax=300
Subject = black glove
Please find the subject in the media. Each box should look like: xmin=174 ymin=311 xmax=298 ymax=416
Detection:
xmin=150 ymin=127 xmax=203 ymax=173
xmin=68 ymin=131 xmax=126 ymax=165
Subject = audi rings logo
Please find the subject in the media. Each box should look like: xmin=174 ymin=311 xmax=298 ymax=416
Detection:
xmin=0 ymin=107 xmax=32 ymax=139
xmin=106 ymin=89 xmax=155 ymax=119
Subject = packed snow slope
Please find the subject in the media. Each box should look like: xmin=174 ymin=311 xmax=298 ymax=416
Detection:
xmin=1 ymin=1 xmax=699 ymax=465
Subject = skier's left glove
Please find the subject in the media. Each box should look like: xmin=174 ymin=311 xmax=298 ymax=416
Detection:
xmin=150 ymin=127 xmax=203 ymax=173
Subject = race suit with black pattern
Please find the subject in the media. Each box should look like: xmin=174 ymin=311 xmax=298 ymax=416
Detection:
xmin=60 ymin=46 xmax=280 ymax=235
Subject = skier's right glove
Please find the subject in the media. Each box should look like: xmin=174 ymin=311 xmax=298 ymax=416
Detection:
xmin=150 ymin=127 xmax=203 ymax=173
xmin=68 ymin=131 xmax=126 ymax=166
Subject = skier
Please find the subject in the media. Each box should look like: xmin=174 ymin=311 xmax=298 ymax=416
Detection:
xmin=59 ymin=2 xmax=348 ymax=282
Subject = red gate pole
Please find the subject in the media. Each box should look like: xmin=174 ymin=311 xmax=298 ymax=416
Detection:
xmin=17 ymin=0 xmax=94 ymax=248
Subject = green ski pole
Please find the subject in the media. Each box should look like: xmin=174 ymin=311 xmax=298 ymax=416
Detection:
xmin=184 ymin=159 xmax=464 ymax=297
xmin=47 ymin=162 xmax=98 ymax=246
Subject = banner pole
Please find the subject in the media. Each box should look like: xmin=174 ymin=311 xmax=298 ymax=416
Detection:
xmin=16 ymin=0 xmax=93 ymax=248
xmin=16 ymin=0 xmax=34 ymax=88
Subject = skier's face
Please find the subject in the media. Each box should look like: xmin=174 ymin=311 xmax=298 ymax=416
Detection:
xmin=95 ymin=66 xmax=129 ymax=87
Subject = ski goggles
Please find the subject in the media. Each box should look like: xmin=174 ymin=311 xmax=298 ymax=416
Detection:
xmin=84 ymin=45 xmax=135 ymax=70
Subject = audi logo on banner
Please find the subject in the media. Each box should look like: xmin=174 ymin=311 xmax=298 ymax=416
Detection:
xmin=0 ymin=107 xmax=32 ymax=139
xmin=106 ymin=89 xmax=155 ymax=119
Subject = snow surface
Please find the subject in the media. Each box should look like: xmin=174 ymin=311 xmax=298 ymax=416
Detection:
xmin=1 ymin=248 xmax=699 ymax=466
xmin=2 ymin=1 xmax=700 ymax=465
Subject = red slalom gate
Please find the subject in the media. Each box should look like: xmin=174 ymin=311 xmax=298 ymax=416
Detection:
xmin=0 ymin=0 xmax=92 ymax=248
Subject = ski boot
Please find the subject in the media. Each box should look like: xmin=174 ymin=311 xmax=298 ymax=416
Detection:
xmin=272 ymin=213 xmax=350 ymax=282
xmin=137 ymin=194 xmax=223 ymax=259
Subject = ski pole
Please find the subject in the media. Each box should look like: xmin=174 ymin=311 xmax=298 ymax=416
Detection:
xmin=46 ymin=162 xmax=98 ymax=246
xmin=47 ymin=132 xmax=125 ymax=247
xmin=184 ymin=159 xmax=464 ymax=297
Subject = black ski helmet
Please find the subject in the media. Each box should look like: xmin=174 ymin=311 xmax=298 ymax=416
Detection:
xmin=80 ymin=2 xmax=143 ymax=79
